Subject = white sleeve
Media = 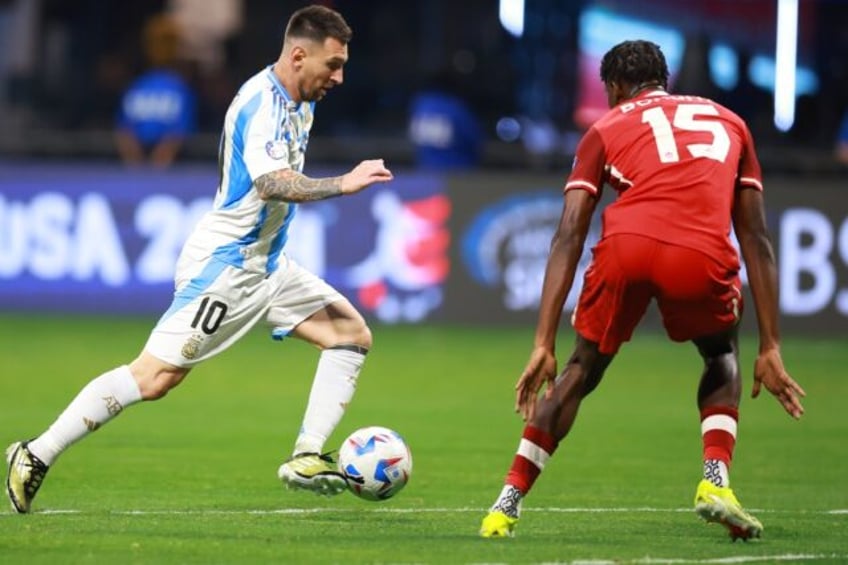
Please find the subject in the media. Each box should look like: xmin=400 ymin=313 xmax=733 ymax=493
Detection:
xmin=242 ymin=96 xmax=290 ymax=181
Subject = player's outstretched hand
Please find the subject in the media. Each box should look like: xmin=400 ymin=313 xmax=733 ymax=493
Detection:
xmin=515 ymin=346 xmax=557 ymax=422
xmin=341 ymin=159 xmax=393 ymax=195
xmin=751 ymin=347 xmax=806 ymax=419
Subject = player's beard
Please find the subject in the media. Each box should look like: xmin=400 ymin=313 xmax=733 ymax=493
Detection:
xmin=301 ymin=84 xmax=328 ymax=102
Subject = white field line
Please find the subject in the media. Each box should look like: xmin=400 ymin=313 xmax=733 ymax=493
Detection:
xmin=554 ymin=556 xmax=847 ymax=564
xmin=4 ymin=508 xmax=846 ymax=563
xmin=2 ymin=506 xmax=845 ymax=516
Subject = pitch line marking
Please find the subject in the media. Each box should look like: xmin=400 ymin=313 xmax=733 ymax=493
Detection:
xmin=4 ymin=511 xmax=846 ymax=563
xmin=552 ymin=556 xmax=846 ymax=564
xmin=6 ymin=506 xmax=846 ymax=516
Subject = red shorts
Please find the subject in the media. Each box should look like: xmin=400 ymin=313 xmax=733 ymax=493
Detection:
xmin=573 ymin=234 xmax=742 ymax=354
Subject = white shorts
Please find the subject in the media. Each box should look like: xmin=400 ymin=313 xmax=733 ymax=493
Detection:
xmin=144 ymin=254 xmax=344 ymax=367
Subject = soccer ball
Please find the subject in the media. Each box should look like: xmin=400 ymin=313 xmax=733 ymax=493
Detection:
xmin=338 ymin=426 xmax=412 ymax=501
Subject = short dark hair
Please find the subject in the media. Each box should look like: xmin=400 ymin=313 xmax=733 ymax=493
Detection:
xmin=600 ymin=40 xmax=669 ymax=90
xmin=285 ymin=5 xmax=353 ymax=44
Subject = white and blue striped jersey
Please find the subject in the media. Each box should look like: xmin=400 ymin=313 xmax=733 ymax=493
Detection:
xmin=180 ymin=66 xmax=315 ymax=275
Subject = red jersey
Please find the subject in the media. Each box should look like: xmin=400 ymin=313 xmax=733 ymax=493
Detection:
xmin=565 ymin=89 xmax=763 ymax=266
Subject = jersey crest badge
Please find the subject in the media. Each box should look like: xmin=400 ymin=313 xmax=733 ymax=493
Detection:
xmin=265 ymin=140 xmax=287 ymax=160
xmin=181 ymin=333 xmax=204 ymax=360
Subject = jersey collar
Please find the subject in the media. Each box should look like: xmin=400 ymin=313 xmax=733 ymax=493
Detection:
xmin=266 ymin=65 xmax=300 ymax=111
xmin=633 ymin=89 xmax=668 ymax=100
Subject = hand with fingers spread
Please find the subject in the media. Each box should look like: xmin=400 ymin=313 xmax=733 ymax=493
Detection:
xmin=479 ymin=39 xmax=804 ymax=542
xmin=515 ymin=346 xmax=558 ymax=422
xmin=751 ymin=347 xmax=806 ymax=419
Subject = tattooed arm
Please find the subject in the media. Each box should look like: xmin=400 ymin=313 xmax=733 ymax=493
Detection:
xmin=255 ymin=159 xmax=394 ymax=202
xmin=254 ymin=168 xmax=343 ymax=202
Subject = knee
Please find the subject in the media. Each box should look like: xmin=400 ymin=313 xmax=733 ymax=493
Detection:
xmin=697 ymin=350 xmax=741 ymax=407
xmin=704 ymin=351 xmax=739 ymax=377
xmin=139 ymin=377 xmax=174 ymax=400
xmin=582 ymin=366 xmax=604 ymax=396
xmin=129 ymin=359 xmax=188 ymax=401
xmin=358 ymin=323 xmax=373 ymax=350
xmin=565 ymin=352 xmax=608 ymax=398
xmin=566 ymin=336 xmax=611 ymax=398
xmin=342 ymin=320 xmax=372 ymax=351
xmin=546 ymin=363 xmax=595 ymax=406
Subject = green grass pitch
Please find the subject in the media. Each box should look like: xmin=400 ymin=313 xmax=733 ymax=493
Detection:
xmin=0 ymin=314 xmax=845 ymax=564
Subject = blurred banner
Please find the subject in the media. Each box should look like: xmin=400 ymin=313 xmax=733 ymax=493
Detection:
xmin=0 ymin=164 xmax=449 ymax=323
xmin=446 ymin=172 xmax=848 ymax=334
xmin=0 ymin=164 xmax=845 ymax=333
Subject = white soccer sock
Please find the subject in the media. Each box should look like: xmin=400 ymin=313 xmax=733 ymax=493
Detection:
xmin=491 ymin=484 xmax=524 ymax=518
xmin=293 ymin=348 xmax=365 ymax=455
xmin=28 ymin=365 xmax=142 ymax=466
xmin=704 ymin=459 xmax=730 ymax=488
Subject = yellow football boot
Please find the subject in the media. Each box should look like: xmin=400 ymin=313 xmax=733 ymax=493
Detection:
xmin=479 ymin=510 xmax=519 ymax=538
xmin=694 ymin=479 xmax=763 ymax=541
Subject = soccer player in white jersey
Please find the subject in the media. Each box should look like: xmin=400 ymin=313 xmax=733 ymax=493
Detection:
xmin=5 ymin=5 xmax=394 ymax=513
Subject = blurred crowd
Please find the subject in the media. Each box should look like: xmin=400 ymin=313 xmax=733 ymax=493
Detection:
xmin=0 ymin=0 xmax=846 ymax=171
xmin=1 ymin=0 xmax=262 ymax=144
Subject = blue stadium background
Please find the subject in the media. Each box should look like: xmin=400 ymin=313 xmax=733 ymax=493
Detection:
xmin=0 ymin=0 xmax=845 ymax=334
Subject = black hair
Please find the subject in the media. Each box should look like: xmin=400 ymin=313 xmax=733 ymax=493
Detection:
xmin=600 ymin=40 xmax=669 ymax=91
xmin=285 ymin=4 xmax=353 ymax=44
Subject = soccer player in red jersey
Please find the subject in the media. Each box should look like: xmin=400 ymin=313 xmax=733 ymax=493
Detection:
xmin=480 ymin=40 xmax=806 ymax=540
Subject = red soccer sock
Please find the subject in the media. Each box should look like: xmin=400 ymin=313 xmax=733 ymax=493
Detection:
xmin=504 ymin=425 xmax=558 ymax=494
xmin=700 ymin=406 xmax=738 ymax=486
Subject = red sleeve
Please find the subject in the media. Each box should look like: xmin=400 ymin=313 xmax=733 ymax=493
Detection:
xmin=564 ymin=126 xmax=606 ymax=196
xmin=737 ymin=123 xmax=763 ymax=191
